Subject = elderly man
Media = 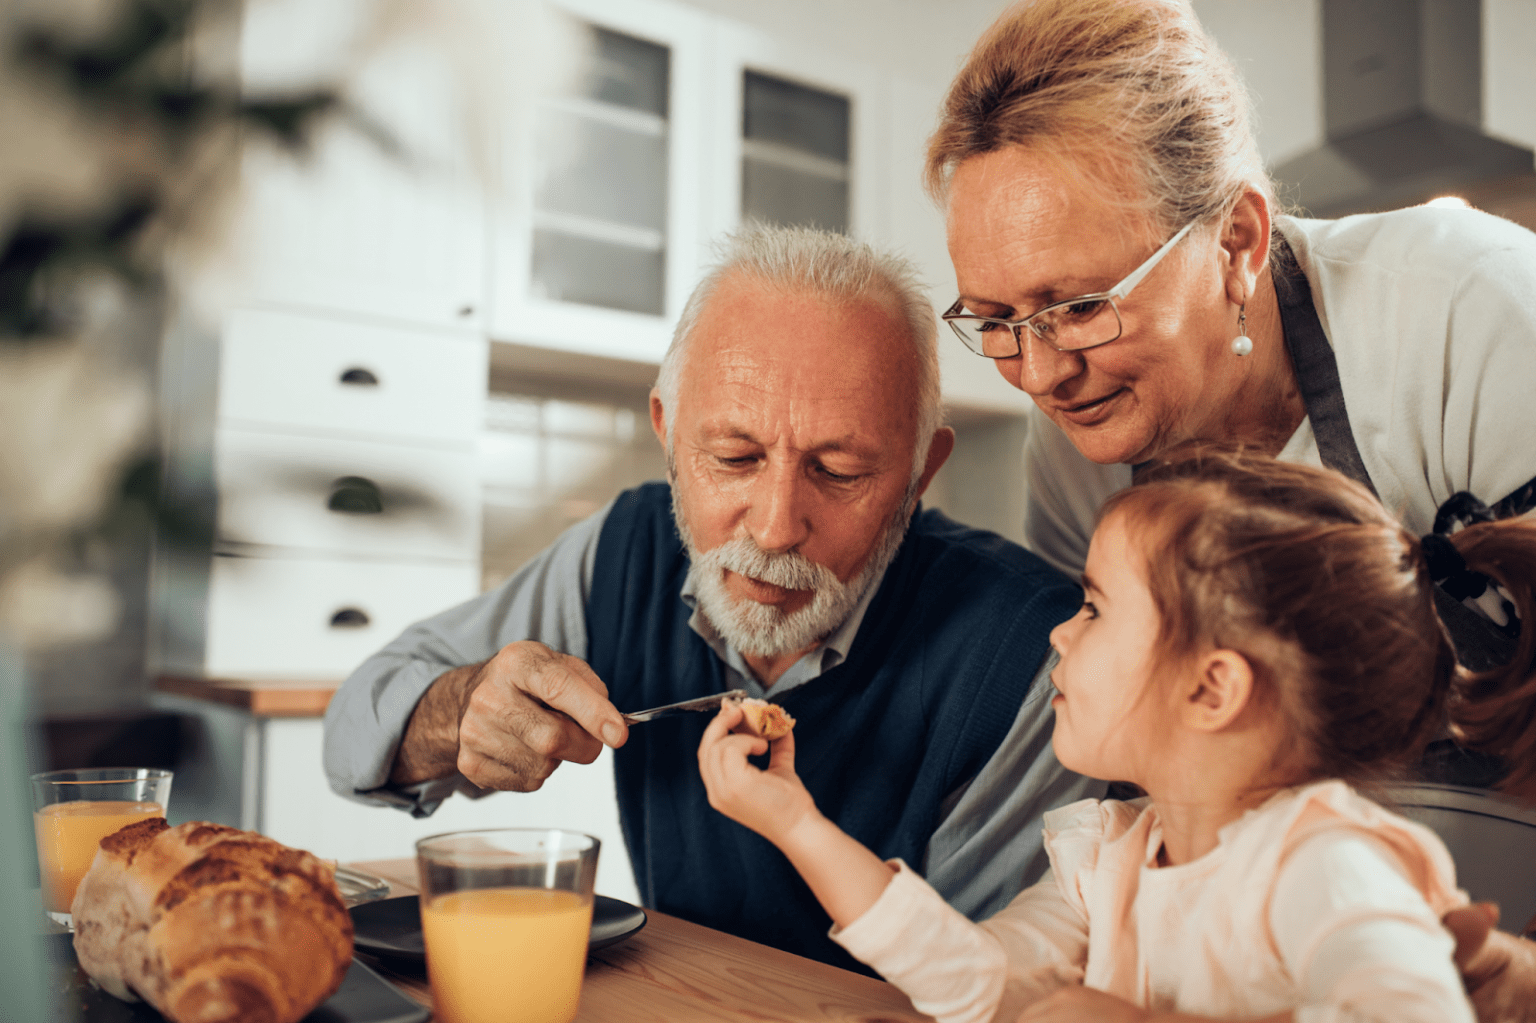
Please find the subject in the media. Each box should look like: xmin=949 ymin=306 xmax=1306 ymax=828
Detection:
xmin=323 ymin=226 xmax=1096 ymax=973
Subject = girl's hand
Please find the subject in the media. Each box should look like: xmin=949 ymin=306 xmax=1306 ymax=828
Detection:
xmin=1016 ymin=987 xmax=1150 ymax=1023
xmin=1447 ymin=903 xmax=1536 ymax=1023
xmin=697 ymin=702 xmax=818 ymax=847
xmin=700 ymin=702 xmax=899 ymax=929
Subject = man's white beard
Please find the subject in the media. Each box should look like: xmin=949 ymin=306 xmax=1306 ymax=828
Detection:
xmin=673 ymin=486 xmax=918 ymax=660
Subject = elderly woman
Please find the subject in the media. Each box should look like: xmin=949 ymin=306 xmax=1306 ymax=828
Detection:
xmin=925 ymin=0 xmax=1536 ymax=1017
xmin=929 ymin=0 xmax=1536 ymax=672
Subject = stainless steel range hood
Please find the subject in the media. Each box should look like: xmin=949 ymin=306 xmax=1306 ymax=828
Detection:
xmin=1271 ymin=0 xmax=1534 ymax=218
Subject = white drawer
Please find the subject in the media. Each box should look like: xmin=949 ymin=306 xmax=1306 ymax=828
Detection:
xmin=216 ymin=429 xmax=481 ymax=561
xmin=219 ymin=308 xmax=487 ymax=443
xmin=204 ymin=555 xmax=479 ymax=679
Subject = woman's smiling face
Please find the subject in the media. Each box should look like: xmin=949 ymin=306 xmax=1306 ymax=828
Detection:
xmin=1047 ymin=512 xmax=1175 ymax=783
xmin=945 ymin=145 xmax=1242 ymax=467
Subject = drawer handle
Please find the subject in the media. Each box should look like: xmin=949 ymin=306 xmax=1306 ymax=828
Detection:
xmin=330 ymin=608 xmax=371 ymax=628
xmin=327 ymin=476 xmax=383 ymax=514
xmin=339 ymin=367 xmax=379 ymax=386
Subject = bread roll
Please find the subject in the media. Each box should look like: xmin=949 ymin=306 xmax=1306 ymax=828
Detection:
xmin=71 ymin=818 xmax=353 ymax=1023
xmin=735 ymin=697 xmax=795 ymax=741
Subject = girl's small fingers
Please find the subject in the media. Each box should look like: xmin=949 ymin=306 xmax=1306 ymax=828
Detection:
xmin=702 ymin=703 xmax=743 ymax=743
xmin=767 ymin=728 xmax=796 ymax=773
xmin=701 ymin=731 xmax=766 ymax=775
xmin=718 ymin=732 xmax=768 ymax=762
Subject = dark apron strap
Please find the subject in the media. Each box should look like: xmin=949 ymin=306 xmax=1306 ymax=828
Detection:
xmin=1271 ymin=236 xmax=1519 ymax=785
xmin=1270 ymin=237 xmax=1378 ymax=497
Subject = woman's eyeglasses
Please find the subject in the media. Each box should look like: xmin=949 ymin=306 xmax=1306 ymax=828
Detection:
xmin=943 ymin=220 xmax=1198 ymax=358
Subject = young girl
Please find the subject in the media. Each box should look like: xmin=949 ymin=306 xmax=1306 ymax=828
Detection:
xmin=698 ymin=447 xmax=1536 ymax=1023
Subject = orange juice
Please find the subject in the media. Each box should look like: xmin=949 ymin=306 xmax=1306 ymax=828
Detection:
xmin=33 ymin=800 xmax=164 ymax=913
xmin=421 ymin=887 xmax=593 ymax=1023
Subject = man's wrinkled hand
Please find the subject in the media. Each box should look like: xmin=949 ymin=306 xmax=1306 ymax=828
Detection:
xmin=454 ymin=641 xmax=629 ymax=792
xmin=1447 ymin=902 xmax=1536 ymax=1023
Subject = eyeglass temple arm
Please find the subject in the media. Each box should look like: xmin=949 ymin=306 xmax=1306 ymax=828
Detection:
xmin=1107 ymin=221 xmax=1197 ymax=301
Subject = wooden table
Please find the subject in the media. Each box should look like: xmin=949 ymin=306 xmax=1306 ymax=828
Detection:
xmin=351 ymin=859 xmax=935 ymax=1023
xmin=156 ymin=674 xmax=338 ymax=716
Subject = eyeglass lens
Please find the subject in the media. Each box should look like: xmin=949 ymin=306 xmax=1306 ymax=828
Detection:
xmin=948 ymin=298 xmax=1122 ymax=357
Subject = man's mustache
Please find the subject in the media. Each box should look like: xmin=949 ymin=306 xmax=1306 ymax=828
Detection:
xmin=702 ymin=538 xmax=839 ymax=593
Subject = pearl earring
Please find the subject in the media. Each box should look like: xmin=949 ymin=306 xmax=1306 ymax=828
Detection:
xmin=1231 ymin=306 xmax=1253 ymax=357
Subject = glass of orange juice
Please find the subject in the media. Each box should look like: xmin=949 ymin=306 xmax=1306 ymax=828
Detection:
xmin=30 ymin=767 xmax=172 ymax=926
xmin=416 ymin=828 xmax=600 ymax=1023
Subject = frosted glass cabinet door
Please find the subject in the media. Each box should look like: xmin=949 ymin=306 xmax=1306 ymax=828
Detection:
xmin=530 ymin=19 xmax=672 ymax=317
xmin=741 ymin=71 xmax=852 ymax=234
xmin=702 ymin=22 xmax=889 ymax=248
xmin=535 ymin=109 xmax=668 ymax=232
xmin=489 ymin=0 xmax=709 ymax=363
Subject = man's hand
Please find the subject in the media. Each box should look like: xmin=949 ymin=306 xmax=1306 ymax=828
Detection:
xmin=389 ymin=641 xmax=629 ymax=791
xmin=697 ymin=702 xmax=816 ymax=847
xmin=1447 ymin=903 xmax=1536 ymax=1023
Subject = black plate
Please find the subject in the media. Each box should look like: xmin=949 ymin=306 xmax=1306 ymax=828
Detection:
xmin=41 ymin=933 xmax=428 ymax=1023
xmin=350 ymin=894 xmax=647 ymax=971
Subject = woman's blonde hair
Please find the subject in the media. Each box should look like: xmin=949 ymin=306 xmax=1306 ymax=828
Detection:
xmin=926 ymin=0 xmax=1274 ymax=235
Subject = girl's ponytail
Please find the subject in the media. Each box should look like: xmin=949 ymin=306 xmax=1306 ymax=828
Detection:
xmin=1445 ymin=519 xmax=1536 ymax=800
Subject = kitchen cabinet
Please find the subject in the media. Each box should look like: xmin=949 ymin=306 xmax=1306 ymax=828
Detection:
xmin=487 ymin=0 xmax=711 ymax=364
xmin=150 ymin=309 xmax=487 ymax=682
xmin=486 ymin=0 xmax=909 ymax=368
xmin=228 ymin=0 xmax=1011 ymax=409
xmin=231 ymin=0 xmax=490 ymax=331
xmin=701 ymin=19 xmax=888 ymax=244
xmin=217 ymin=311 xmax=488 ymax=443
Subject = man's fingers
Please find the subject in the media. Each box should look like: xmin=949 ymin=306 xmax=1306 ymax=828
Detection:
xmin=457 ymin=739 xmax=558 ymax=793
xmin=458 ymin=675 xmax=606 ymax=796
xmin=458 ymin=700 xmax=582 ymax=783
xmin=564 ymin=656 xmax=610 ymax=699
xmin=463 ymin=673 xmax=605 ymax=762
xmin=505 ymin=643 xmax=628 ymax=748
xmin=511 ymin=701 xmax=607 ymax=764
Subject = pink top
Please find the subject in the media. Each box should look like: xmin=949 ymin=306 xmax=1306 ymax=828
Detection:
xmin=833 ymin=780 xmax=1473 ymax=1023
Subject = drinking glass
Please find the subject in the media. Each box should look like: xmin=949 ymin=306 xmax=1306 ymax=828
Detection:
xmin=31 ymin=767 xmax=172 ymax=926
xmin=417 ymin=829 xmax=600 ymax=1023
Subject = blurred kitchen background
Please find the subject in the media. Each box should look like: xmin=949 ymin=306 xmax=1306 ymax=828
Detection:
xmin=8 ymin=0 xmax=1536 ymax=899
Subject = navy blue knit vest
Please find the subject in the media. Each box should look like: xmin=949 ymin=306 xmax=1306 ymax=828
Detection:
xmin=585 ymin=482 xmax=1078 ymax=974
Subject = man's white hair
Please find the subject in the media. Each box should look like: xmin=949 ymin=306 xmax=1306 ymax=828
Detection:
xmin=655 ymin=224 xmax=944 ymax=483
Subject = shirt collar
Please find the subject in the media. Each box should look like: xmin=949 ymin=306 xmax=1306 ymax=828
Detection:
xmin=678 ymin=558 xmax=891 ymax=698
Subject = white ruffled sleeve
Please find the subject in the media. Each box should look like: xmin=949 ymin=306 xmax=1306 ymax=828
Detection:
xmin=831 ymin=860 xmax=1087 ymax=1023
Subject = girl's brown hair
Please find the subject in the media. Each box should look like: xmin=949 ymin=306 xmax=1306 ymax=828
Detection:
xmin=925 ymin=0 xmax=1273 ymax=234
xmin=1101 ymin=445 xmax=1536 ymax=799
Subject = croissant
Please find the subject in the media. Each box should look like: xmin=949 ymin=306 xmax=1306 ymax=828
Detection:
xmin=736 ymin=697 xmax=795 ymax=741
xmin=71 ymin=817 xmax=353 ymax=1023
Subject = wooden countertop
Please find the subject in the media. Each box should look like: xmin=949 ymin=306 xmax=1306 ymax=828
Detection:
xmin=155 ymin=675 xmax=340 ymax=717
xmin=351 ymin=858 xmax=936 ymax=1023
